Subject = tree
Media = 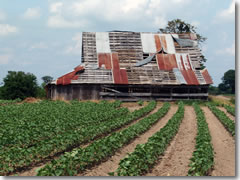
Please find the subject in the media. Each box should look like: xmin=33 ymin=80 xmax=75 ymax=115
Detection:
xmin=218 ymin=69 xmax=235 ymax=94
xmin=1 ymin=71 xmax=38 ymax=100
xmin=159 ymin=19 xmax=207 ymax=69
xmin=42 ymin=76 xmax=53 ymax=85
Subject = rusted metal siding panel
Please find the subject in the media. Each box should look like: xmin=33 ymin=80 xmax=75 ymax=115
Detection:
xmin=175 ymin=54 xmax=199 ymax=85
xmin=159 ymin=36 xmax=168 ymax=52
xmin=141 ymin=33 xmax=156 ymax=53
xmin=156 ymin=54 xmax=165 ymax=70
xmin=112 ymin=53 xmax=121 ymax=84
xmin=201 ymin=69 xmax=213 ymax=84
xmin=98 ymin=53 xmax=112 ymax=69
xmin=173 ymin=68 xmax=187 ymax=84
xmin=56 ymin=66 xmax=85 ymax=85
xmin=169 ymin=54 xmax=178 ymax=69
xmin=156 ymin=54 xmax=178 ymax=71
xmin=96 ymin=32 xmax=111 ymax=53
xmin=154 ymin=35 xmax=162 ymax=52
xmin=120 ymin=69 xmax=128 ymax=84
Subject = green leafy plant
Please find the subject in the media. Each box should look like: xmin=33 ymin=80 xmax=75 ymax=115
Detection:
xmin=207 ymin=103 xmax=235 ymax=136
xmin=188 ymin=104 xmax=214 ymax=176
xmin=224 ymin=104 xmax=235 ymax=117
xmin=36 ymin=102 xmax=170 ymax=176
xmin=0 ymin=100 xmax=156 ymax=176
xmin=114 ymin=102 xmax=184 ymax=176
xmin=138 ymin=100 xmax=144 ymax=106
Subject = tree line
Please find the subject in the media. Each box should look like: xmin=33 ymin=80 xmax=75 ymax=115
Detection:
xmin=0 ymin=71 xmax=53 ymax=100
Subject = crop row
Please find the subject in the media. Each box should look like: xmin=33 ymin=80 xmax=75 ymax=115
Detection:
xmin=36 ymin=102 xmax=170 ymax=176
xmin=114 ymin=102 xmax=184 ymax=176
xmin=0 ymin=98 xmax=21 ymax=105
xmin=223 ymin=104 xmax=235 ymax=117
xmin=207 ymin=104 xmax=235 ymax=136
xmin=0 ymin=100 xmax=126 ymax=148
xmin=0 ymin=101 xmax=156 ymax=176
xmin=187 ymin=104 xmax=214 ymax=176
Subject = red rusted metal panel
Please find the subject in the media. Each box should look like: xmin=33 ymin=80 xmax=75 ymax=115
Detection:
xmin=111 ymin=53 xmax=128 ymax=84
xmin=98 ymin=53 xmax=112 ymax=69
xmin=56 ymin=66 xmax=84 ymax=85
xmin=154 ymin=35 xmax=162 ymax=52
xmin=160 ymin=36 xmax=167 ymax=52
xmin=156 ymin=54 xmax=165 ymax=70
xmin=179 ymin=55 xmax=199 ymax=85
xmin=111 ymin=53 xmax=121 ymax=84
xmin=202 ymin=69 xmax=213 ymax=84
xmin=156 ymin=54 xmax=178 ymax=70
xmin=169 ymin=54 xmax=178 ymax=69
xmin=120 ymin=69 xmax=128 ymax=84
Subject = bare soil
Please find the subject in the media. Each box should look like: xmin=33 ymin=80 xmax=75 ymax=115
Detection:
xmin=217 ymin=107 xmax=235 ymax=122
xmin=202 ymin=107 xmax=235 ymax=176
xmin=121 ymin=102 xmax=144 ymax=112
xmin=78 ymin=104 xmax=178 ymax=176
xmin=22 ymin=97 xmax=41 ymax=103
xmin=146 ymin=106 xmax=197 ymax=176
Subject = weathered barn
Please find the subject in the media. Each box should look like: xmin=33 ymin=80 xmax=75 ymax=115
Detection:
xmin=46 ymin=31 xmax=213 ymax=101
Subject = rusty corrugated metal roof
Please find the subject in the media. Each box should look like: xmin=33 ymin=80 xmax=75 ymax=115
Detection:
xmin=56 ymin=31 xmax=213 ymax=86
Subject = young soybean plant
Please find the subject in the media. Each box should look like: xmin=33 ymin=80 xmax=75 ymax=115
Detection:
xmin=114 ymin=101 xmax=184 ymax=176
xmin=187 ymin=103 xmax=214 ymax=176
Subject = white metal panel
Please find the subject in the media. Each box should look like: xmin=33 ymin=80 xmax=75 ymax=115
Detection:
xmin=163 ymin=34 xmax=176 ymax=54
xmin=187 ymin=54 xmax=194 ymax=70
xmin=175 ymin=54 xmax=184 ymax=70
xmin=141 ymin=33 xmax=156 ymax=53
xmin=182 ymin=53 xmax=191 ymax=70
xmin=171 ymin=34 xmax=179 ymax=39
xmin=96 ymin=32 xmax=111 ymax=53
xmin=173 ymin=68 xmax=187 ymax=84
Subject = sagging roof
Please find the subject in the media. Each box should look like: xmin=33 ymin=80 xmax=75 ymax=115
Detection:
xmin=55 ymin=31 xmax=213 ymax=86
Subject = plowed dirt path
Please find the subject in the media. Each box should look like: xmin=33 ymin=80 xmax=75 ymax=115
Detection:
xmin=202 ymin=107 xmax=235 ymax=176
xmin=147 ymin=106 xmax=197 ymax=176
xmin=78 ymin=105 xmax=178 ymax=176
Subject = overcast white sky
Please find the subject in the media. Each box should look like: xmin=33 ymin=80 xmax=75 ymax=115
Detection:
xmin=0 ymin=0 xmax=235 ymax=86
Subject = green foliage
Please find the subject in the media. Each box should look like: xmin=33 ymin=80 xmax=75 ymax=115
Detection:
xmin=0 ymin=101 xmax=157 ymax=176
xmin=207 ymin=103 xmax=235 ymax=136
xmin=36 ymin=102 xmax=171 ymax=176
xmin=115 ymin=102 xmax=184 ymax=176
xmin=42 ymin=76 xmax=53 ymax=84
xmin=176 ymin=100 xmax=206 ymax=106
xmin=1 ymin=71 xmax=38 ymax=100
xmin=36 ymin=87 xmax=46 ymax=99
xmin=208 ymin=85 xmax=220 ymax=95
xmin=224 ymin=104 xmax=235 ymax=116
xmin=41 ymin=76 xmax=53 ymax=88
xmin=218 ymin=69 xmax=235 ymax=94
xmin=188 ymin=104 xmax=214 ymax=176
xmin=0 ymin=99 xmax=22 ymax=105
xmin=138 ymin=100 xmax=144 ymax=106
